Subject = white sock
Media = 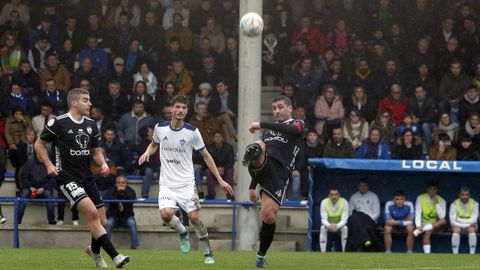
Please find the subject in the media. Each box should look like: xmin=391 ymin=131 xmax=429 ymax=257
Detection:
xmin=194 ymin=222 xmax=211 ymax=255
xmin=423 ymin=245 xmax=431 ymax=254
xmin=469 ymin=233 xmax=477 ymax=254
xmin=452 ymin=233 xmax=460 ymax=254
xmin=320 ymin=226 xmax=328 ymax=252
xmin=341 ymin=226 xmax=348 ymax=252
xmin=423 ymin=223 xmax=433 ymax=232
xmin=168 ymin=215 xmax=187 ymax=234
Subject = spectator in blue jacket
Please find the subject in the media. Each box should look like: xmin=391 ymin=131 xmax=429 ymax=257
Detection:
xmin=17 ymin=154 xmax=56 ymax=225
xmin=40 ymin=78 xmax=67 ymax=115
xmin=103 ymin=127 xmax=133 ymax=174
xmin=28 ymin=15 xmax=59 ymax=50
xmin=117 ymin=100 xmax=156 ymax=151
xmin=357 ymin=127 xmax=391 ymax=159
xmin=78 ymin=35 xmax=109 ymax=75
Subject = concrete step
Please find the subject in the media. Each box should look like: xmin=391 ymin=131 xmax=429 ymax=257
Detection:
xmin=0 ymin=224 xmax=302 ymax=251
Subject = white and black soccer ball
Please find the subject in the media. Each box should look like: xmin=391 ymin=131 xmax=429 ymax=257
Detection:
xmin=239 ymin=12 xmax=264 ymax=37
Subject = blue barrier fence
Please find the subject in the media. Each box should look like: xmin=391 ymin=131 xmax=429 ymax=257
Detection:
xmin=0 ymin=196 xmax=308 ymax=250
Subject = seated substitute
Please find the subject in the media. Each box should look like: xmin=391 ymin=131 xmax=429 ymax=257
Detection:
xmin=413 ymin=181 xmax=447 ymax=254
xmin=320 ymin=187 xmax=349 ymax=252
xmin=450 ymin=186 xmax=479 ymax=254
xmin=349 ymin=177 xmax=380 ymax=223
xmin=384 ymin=191 xmax=415 ymax=253
xmin=106 ymin=175 xmax=139 ymax=249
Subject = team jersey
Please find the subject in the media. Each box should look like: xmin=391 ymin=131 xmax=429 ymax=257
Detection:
xmin=384 ymin=200 xmax=415 ymax=221
xmin=262 ymin=119 xmax=305 ymax=172
xmin=153 ymin=121 xmax=205 ymax=188
xmin=40 ymin=113 xmax=102 ymax=182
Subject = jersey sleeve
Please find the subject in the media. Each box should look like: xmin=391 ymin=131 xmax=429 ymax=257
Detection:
xmin=40 ymin=117 xmax=60 ymax=142
xmin=192 ymin=128 xmax=206 ymax=151
xmin=153 ymin=126 xmax=161 ymax=144
xmin=90 ymin=124 xmax=102 ymax=148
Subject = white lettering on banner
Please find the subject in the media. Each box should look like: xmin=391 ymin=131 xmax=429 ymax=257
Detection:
xmin=401 ymin=160 xmax=462 ymax=171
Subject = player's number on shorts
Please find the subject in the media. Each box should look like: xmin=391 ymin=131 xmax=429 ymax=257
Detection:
xmin=66 ymin=182 xmax=79 ymax=192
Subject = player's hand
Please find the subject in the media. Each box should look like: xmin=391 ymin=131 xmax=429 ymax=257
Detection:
xmin=219 ymin=179 xmax=234 ymax=197
xmin=37 ymin=188 xmax=45 ymax=195
xmin=46 ymin=163 xmax=58 ymax=176
xmin=101 ymin=163 xmax=110 ymax=177
xmin=138 ymin=152 xmax=150 ymax=165
xmin=249 ymin=189 xmax=259 ymax=202
xmin=248 ymin=122 xmax=261 ymax=133
xmin=331 ymin=224 xmax=337 ymax=231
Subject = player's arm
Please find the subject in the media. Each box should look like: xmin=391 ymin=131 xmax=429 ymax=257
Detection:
xmin=436 ymin=198 xmax=447 ymax=219
xmin=372 ymin=194 xmax=381 ymax=222
xmin=34 ymin=138 xmax=58 ymax=176
xmin=337 ymin=200 xmax=349 ymax=229
xmin=449 ymin=203 xmax=464 ymax=228
xmin=93 ymin=147 xmax=110 ymax=175
xmin=320 ymin=200 xmax=331 ymax=229
xmin=200 ymin=147 xmax=234 ymax=196
xmin=249 ymin=121 xmax=304 ymax=137
xmin=138 ymin=141 xmax=159 ymax=165
xmin=414 ymin=196 xmax=422 ymax=228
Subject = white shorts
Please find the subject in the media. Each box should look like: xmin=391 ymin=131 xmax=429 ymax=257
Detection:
xmin=158 ymin=185 xmax=201 ymax=213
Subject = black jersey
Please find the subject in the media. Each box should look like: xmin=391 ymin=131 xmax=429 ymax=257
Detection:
xmin=40 ymin=113 xmax=102 ymax=182
xmin=261 ymin=119 xmax=305 ymax=173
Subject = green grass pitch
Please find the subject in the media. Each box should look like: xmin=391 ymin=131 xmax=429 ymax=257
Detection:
xmin=1 ymin=249 xmax=480 ymax=269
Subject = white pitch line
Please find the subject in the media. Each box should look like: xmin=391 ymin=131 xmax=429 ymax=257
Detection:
xmin=339 ymin=267 xmax=479 ymax=270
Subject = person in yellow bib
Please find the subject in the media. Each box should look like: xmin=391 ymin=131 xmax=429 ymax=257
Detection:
xmin=413 ymin=181 xmax=447 ymax=253
xmin=320 ymin=187 xmax=349 ymax=252
xmin=449 ymin=186 xmax=479 ymax=254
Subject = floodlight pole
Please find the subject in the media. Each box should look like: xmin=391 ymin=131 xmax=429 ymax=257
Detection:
xmin=236 ymin=0 xmax=262 ymax=251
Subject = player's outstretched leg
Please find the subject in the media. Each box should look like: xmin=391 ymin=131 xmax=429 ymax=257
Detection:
xmin=161 ymin=208 xmax=190 ymax=253
xmin=190 ymin=211 xmax=214 ymax=264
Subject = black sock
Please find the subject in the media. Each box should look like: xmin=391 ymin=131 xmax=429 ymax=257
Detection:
xmin=258 ymin=222 xmax=276 ymax=256
xmin=91 ymin=237 xmax=101 ymax=254
xmin=96 ymin=234 xmax=119 ymax=260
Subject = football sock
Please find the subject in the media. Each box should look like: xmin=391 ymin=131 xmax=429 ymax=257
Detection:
xmin=469 ymin=233 xmax=477 ymax=254
xmin=423 ymin=245 xmax=431 ymax=254
xmin=341 ymin=226 xmax=348 ymax=252
xmin=452 ymin=233 xmax=460 ymax=254
xmin=319 ymin=225 xmax=328 ymax=252
xmin=168 ymin=215 xmax=187 ymax=235
xmin=423 ymin=223 xmax=433 ymax=232
xmin=91 ymin=236 xmax=101 ymax=254
xmin=258 ymin=222 xmax=276 ymax=256
xmin=194 ymin=221 xmax=212 ymax=256
xmin=97 ymin=234 xmax=119 ymax=260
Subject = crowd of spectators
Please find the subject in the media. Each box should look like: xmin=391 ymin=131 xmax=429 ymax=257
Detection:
xmin=2 ymin=0 xmax=480 ymax=211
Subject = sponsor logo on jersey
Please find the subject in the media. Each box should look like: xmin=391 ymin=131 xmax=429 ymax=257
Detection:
xmin=161 ymin=146 xmax=186 ymax=153
xmin=163 ymin=136 xmax=168 ymax=141
xmin=70 ymin=149 xmax=91 ymax=156
xmin=86 ymin=126 xmax=92 ymax=134
xmin=166 ymin=158 xmax=181 ymax=165
xmin=275 ymin=190 xmax=283 ymax=197
xmin=68 ymin=129 xmax=74 ymax=134
xmin=180 ymin=139 xmax=186 ymax=146
xmin=75 ymin=132 xmax=90 ymax=149
xmin=264 ymin=130 xmax=288 ymax=143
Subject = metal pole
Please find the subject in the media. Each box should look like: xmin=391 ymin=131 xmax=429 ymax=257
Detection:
xmin=13 ymin=197 xmax=19 ymax=248
xmin=231 ymin=203 xmax=236 ymax=251
xmin=236 ymin=0 xmax=262 ymax=251
xmin=307 ymin=167 xmax=314 ymax=251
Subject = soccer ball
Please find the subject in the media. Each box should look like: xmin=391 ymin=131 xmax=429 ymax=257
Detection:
xmin=240 ymin=12 xmax=264 ymax=37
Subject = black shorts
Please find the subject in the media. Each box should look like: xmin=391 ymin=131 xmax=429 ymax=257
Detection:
xmin=248 ymin=156 xmax=289 ymax=205
xmin=59 ymin=177 xmax=104 ymax=209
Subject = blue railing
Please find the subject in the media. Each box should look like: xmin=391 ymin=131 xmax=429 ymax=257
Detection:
xmin=0 ymin=197 xmax=308 ymax=250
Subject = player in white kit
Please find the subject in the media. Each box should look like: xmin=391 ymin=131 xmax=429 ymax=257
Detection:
xmin=139 ymin=95 xmax=234 ymax=264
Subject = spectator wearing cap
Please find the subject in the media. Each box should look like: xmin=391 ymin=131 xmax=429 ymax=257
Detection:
xmin=193 ymin=82 xmax=217 ymax=114
xmin=78 ymin=35 xmax=108 ymax=75
xmin=27 ymin=34 xmax=54 ymax=72
xmin=428 ymin=133 xmax=457 ymax=160
xmin=29 ymin=15 xmax=59 ymax=51
xmin=38 ymin=53 xmax=71 ymax=94
xmin=0 ymin=0 xmax=30 ymax=25
xmin=114 ymin=0 xmax=141 ymax=28
xmin=164 ymin=58 xmax=192 ymax=97
xmin=164 ymin=12 xmax=192 ymax=51
xmin=113 ymin=11 xmax=138 ymax=57
xmin=106 ymin=57 xmax=133 ymax=95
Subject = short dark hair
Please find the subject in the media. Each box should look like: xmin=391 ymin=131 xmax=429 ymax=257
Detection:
xmin=394 ymin=190 xmax=405 ymax=197
xmin=359 ymin=177 xmax=369 ymax=185
xmin=132 ymin=99 xmax=145 ymax=107
xmin=329 ymin=186 xmax=339 ymax=193
xmin=426 ymin=181 xmax=438 ymax=188
xmin=40 ymin=100 xmax=53 ymax=108
xmin=272 ymin=95 xmax=292 ymax=106
xmin=171 ymin=95 xmax=189 ymax=106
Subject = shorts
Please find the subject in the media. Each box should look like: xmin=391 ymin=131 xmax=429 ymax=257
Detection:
xmin=158 ymin=184 xmax=201 ymax=213
xmin=248 ymin=156 xmax=289 ymax=205
xmin=59 ymin=177 xmax=104 ymax=210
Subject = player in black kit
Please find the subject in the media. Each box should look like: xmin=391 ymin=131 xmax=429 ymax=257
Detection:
xmin=34 ymin=88 xmax=129 ymax=268
xmin=242 ymin=95 xmax=305 ymax=268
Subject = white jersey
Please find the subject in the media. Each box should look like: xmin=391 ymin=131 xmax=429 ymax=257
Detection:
xmin=153 ymin=121 xmax=205 ymax=188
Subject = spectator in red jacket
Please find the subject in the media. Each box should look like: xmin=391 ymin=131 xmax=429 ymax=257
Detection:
xmin=291 ymin=15 xmax=326 ymax=54
xmin=378 ymin=84 xmax=409 ymax=125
